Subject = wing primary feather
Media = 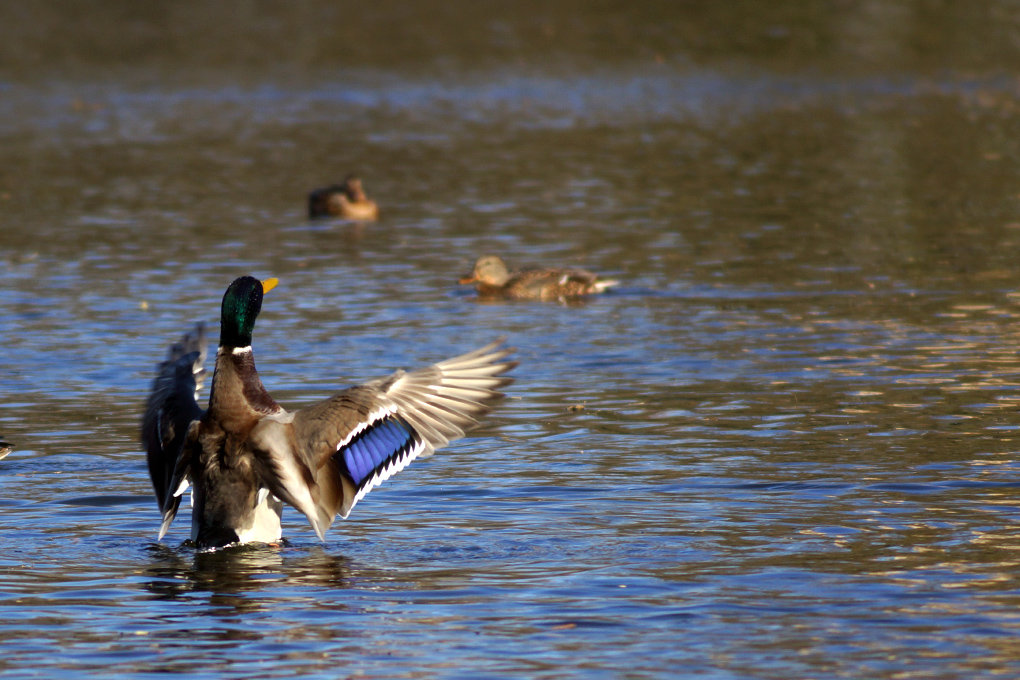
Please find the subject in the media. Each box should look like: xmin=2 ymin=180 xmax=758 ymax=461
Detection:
xmin=278 ymin=339 xmax=515 ymax=532
xmin=141 ymin=323 xmax=206 ymax=539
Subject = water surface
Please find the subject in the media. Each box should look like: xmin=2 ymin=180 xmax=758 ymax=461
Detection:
xmin=3 ymin=3 xmax=1020 ymax=678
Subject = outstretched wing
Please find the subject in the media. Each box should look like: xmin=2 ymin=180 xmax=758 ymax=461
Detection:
xmin=140 ymin=322 xmax=207 ymax=539
xmin=250 ymin=340 xmax=516 ymax=539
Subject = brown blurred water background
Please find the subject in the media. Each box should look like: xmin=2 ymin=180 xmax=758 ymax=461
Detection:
xmin=4 ymin=2 xmax=1020 ymax=678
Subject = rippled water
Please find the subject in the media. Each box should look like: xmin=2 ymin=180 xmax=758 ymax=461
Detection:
xmin=4 ymin=3 xmax=1020 ymax=678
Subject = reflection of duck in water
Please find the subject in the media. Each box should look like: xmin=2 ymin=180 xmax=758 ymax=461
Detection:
xmin=308 ymin=175 xmax=379 ymax=220
xmin=458 ymin=255 xmax=619 ymax=302
xmin=0 ymin=438 xmax=11 ymax=460
xmin=145 ymin=544 xmax=356 ymax=605
xmin=142 ymin=276 xmax=515 ymax=550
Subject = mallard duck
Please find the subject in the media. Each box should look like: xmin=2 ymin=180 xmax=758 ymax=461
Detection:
xmin=458 ymin=255 xmax=619 ymax=301
xmin=141 ymin=276 xmax=515 ymax=549
xmin=308 ymin=175 xmax=379 ymax=220
xmin=0 ymin=438 xmax=11 ymax=460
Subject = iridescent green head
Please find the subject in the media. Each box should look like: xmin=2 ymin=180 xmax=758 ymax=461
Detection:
xmin=219 ymin=276 xmax=278 ymax=348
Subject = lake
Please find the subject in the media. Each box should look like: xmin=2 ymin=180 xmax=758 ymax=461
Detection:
xmin=3 ymin=2 xmax=1020 ymax=678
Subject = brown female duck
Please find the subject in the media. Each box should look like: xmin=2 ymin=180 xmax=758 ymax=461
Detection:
xmin=308 ymin=175 xmax=379 ymax=220
xmin=458 ymin=255 xmax=618 ymax=302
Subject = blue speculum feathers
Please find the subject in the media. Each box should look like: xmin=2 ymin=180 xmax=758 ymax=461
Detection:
xmin=340 ymin=417 xmax=416 ymax=486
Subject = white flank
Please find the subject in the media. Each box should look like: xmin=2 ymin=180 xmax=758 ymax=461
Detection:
xmin=237 ymin=494 xmax=283 ymax=544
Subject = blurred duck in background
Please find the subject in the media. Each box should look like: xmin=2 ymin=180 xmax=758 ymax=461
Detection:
xmin=308 ymin=175 xmax=379 ymax=220
xmin=459 ymin=255 xmax=618 ymax=302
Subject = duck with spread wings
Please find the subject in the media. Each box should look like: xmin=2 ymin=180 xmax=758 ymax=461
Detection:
xmin=141 ymin=276 xmax=516 ymax=549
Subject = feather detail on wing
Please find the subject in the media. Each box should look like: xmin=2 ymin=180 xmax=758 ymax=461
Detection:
xmin=251 ymin=340 xmax=516 ymax=539
xmin=140 ymin=322 xmax=207 ymax=539
xmin=507 ymin=268 xmax=615 ymax=299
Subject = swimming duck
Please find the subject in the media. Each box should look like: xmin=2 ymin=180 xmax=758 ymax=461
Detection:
xmin=308 ymin=175 xmax=379 ymax=220
xmin=458 ymin=255 xmax=619 ymax=301
xmin=0 ymin=438 xmax=11 ymax=460
xmin=141 ymin=276 xmax=515 ymax=549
